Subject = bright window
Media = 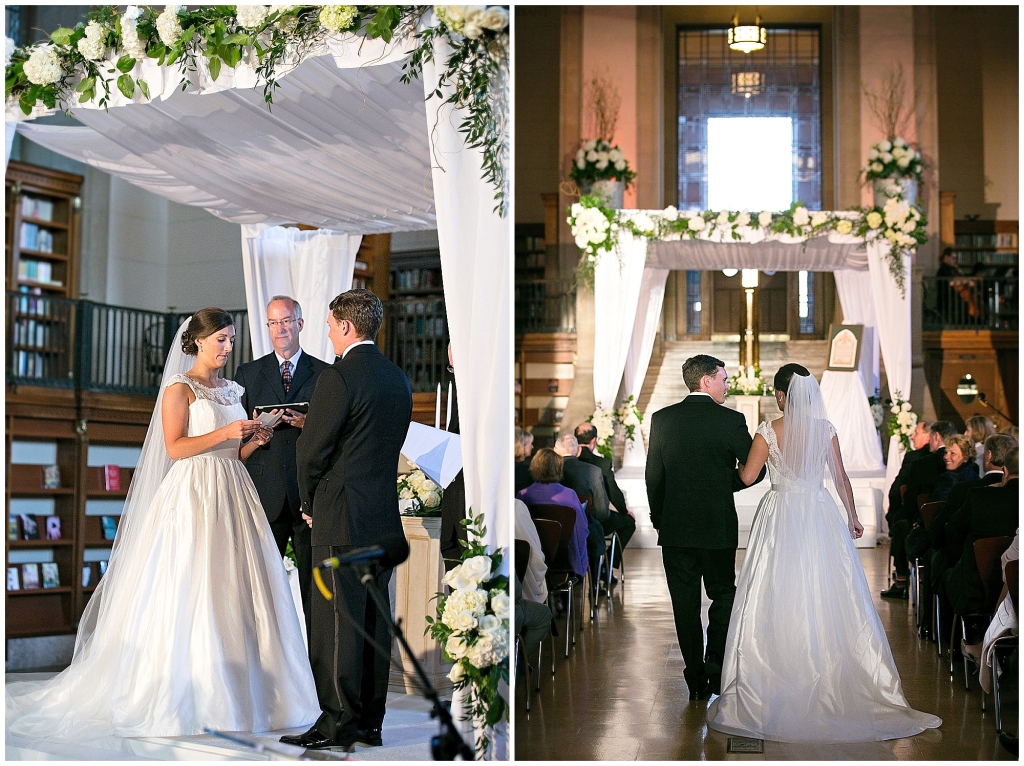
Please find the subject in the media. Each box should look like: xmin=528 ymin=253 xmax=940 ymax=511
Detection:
xmin=707 ymin=117 xmax=793 ymax=212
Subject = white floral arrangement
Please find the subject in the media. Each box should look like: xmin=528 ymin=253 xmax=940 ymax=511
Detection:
xmin=397 ymin=466 xmax=442 ymax=517
xmin=434 ymin=5 xmax=509 ymax=39
xmin=863 ymin=136 xmax=923 ymax=185
xmin=427 ymin=514 xmax=508 ymax=758
xmin=728 ymin=366 xmax=773 ymax=397
xmin=616 ymin=395 xmax=642 ymax=443
xmin=589 ymin=404 xmax=618 ymax=460
xmin=888 ymin=394 xmax=918 ymax=452
xmin=569 ymin=138 xmax=637 ymax=191
xmin=871 ymin=402 xmax=885 ymax=429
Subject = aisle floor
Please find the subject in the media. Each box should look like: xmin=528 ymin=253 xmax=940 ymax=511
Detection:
xmin=515 ymin=545 xmax=1018 ymax=760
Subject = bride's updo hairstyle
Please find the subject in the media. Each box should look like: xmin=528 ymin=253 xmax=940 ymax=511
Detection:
xmin=181 ymin=308 xmax=234 ymax=356
xmin=774 ymin=363 xmax=811 ymax=395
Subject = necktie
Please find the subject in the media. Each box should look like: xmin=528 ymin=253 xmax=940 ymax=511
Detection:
xmin=281 ymin=359 xmax=292 ymax=394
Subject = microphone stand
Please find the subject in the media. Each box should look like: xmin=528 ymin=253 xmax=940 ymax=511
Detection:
xmin=978 ymin=393 xmax=1017 ymax=427
xmin=353 ymin=563 xmax=474 ymax=761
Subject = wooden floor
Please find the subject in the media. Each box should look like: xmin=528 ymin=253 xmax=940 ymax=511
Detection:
xmin=515 ymin=545 xmax=1018 ymax=760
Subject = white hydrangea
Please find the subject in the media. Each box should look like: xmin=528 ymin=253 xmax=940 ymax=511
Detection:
xmin=893 ymin=136 xmax=906 ymax=147
xmin=871 ymin=402 xmax=885 ymax=429
xmin=570 ymin=206 xmax=611 ymax=249
xmin=758 ymin=210 xmax=773 ymax=228
xmin=735 ymin=210 xmax=751 ymax=227
xmin=866 ymin=211 xmax=883 ymax=230
xmin=608 ymin=147 xmax=623 ymax=163
xmin=463 ymin=6 xmax=486 ymax=39
xmin=632 ymin=212 xmax=655 ymax=235
xmin=810 ymin=211 xmax=828 ymax=228
xmin=120 ymin=7 xmax=147 ymax=60
xmin=590 ymin=406 xmax=616 ymax=444
xmin=716 ymin=210 xmax=731 ymax=227
xmin=662 ymin=205 xmax=679 ymax=222
xmin=792 ymin=207 xmax=810 ymax=227
xmin=5 ymin=37 xmax=15 ymax=69
xmin=319 ymin=5 xmax=359 ymax=34
xmin=236 ymin=5 xmax=270 ymax=29
xmin=77 ymin=21 xmax=106 ymax=61
xmin=613 ymin=159 xmax=626 ymax=171
xmin=868 ymin=147 xmax=879 ymax=160
xmin=896 ymin=156 xmax=911 ymax=169
xmin=440 ymin=587 xmax=488 ymax=628
xmin=878 ymin=139 xmax=892 ymax=152
xmin=595 ymin=157 xmax=609 ymax=170
xmin=156 ymin=5 xmax=184 ymax=47
xmin=687 ymin=215 xmax=706 ymax=233
xmin=835 ymin=219 xmax=853 ymax=235
xmin=883 ymin=197 xmax=911 ymax=228
xmin=23 ymin=45 xmax=61 ymax=86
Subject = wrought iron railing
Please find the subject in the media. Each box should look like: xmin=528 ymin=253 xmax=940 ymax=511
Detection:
xmin=6 ymin=294 xmax=252 ymax=395
xmin=515 ymin=279 xmax=576 ymax=334
xmin=383 ymin=298 xmax=448 ymax=393
xmin=922 ymin=276 xmax=1018 ymax=331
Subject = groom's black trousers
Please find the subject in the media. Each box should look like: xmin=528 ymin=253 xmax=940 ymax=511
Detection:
xmin=310 ymin=545 xmax=394 ymax=741
xmin=662 ymin=546 xmax=736 ymax=690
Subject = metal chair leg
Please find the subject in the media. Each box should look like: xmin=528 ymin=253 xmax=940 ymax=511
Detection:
xmin=993 ymin=650 xmax=1002 ymax=731
xmin=950 ymin=617 xmax=958 ymax=681
xmin=517 ymin=637 xmax=530 ymax=712
xmin=564 ymin=584 xmax=573 ymax=657
xmin=935 ymin=595 xmax=943 ymax=656
xmin=961 ymin=617 xmax=970 ymax=691
xmin=536 ymin=640 xmax=543 ymax=691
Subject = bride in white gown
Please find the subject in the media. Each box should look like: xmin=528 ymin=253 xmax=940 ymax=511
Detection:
xmin=6 ymin=309 xmax=321 ymax=742
xmin=707 ymin=364 xmax=941 ymax=743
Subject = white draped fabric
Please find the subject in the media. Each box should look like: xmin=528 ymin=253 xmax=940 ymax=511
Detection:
xmin=646 ymin=233 xmax=867 ymax=271
xmin=621 ymin=267 xmax=669 ymax=468
xmin=423 ymin=35 xmax=510 ymax=760
xmin=240 ymin=224 xmax=361 ymax=363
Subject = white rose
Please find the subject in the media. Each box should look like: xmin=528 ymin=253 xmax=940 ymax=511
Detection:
xmin=595 ymin=159 xmax=609 ymax=170
xmin=480 ymin=6 xmax=509 ymax=31
xmin=236 ymin=5 xmax=270 ymax=29
xmin=792 ymin=207 xmax=810 ymax=226
xmin=687 ymin=215 xmax=705 ymax=232
xmin=584 ymin=139 xmax=597 ymax=151
xmin=446 ymin=634 xmax=469 ymax=659
xmin=810 ymin=211 xmax=828 ymax=228
xmin=758 ymin=211 xmax=773 ymax=227
xmin=736 ymin=210 xmax=751 ymax=227
xmin=879 ymin=140 xmax=892 ymax=152
xmin=586 ymin=150 xmax=598 ymax=162
xmin=891 ymin=146 xmax=905 ymax=160
xmin=478 ymin=614 xmax=500 ymax=635
xmin=868 ymin=148 xmax=879 ymax=160
xmin=156 ymin=6 xmax=184 ymax=46
xmin=398 ymin=486 xmax=414 ymax=500
xmin=894 ymin=136 xmax=906 ymax=147
xmin=716 ymin=210 xmax=731 ymax=227
xmin=871 ymin=162 xmax=884 ymax=173
xmin=491 ymin=590 xmax=510 ymax=619
xmin=574 ymin=234 xmax=590 ymax=249
xmin=897 ymin=156 xmax=910 ymax=169
xmin=613 ymin=159 xmax=626 ymax=171
xmin=836 ymin=219 xmax=853 ymax=235
xmin=23 ymin=45 xmax=61 ymax=86
xmin=633 ymin=213 xmax=655 ymax=234
xmin=570 ymin=203 xmax=583 ymax=218
xmin=662 ymin=205 xmax=679 ymax=222
xmin=900 ymin=219 xmax=916 ymax=233
xmin=608 ymin=148 xmax=623 ymax=162
xmin=448 ymin=662 xmax=465 ymax=682
xmin=866 ymin=211 xmax=883 ymax=229
xmin=455 ymin=610 xmax=478 ymax=631
xmin=424 ymin=490 xmax=442 ymax=507
xmin=885 ymin=229 xmax=898 ymax=243
xmin=460 ymin=555 xmax=492 ymax=586
xmin=575 ymin=157 xmax=586 ymax=170
xmin=596 ymin=151 xmax=609 ymax=163
xmin=575 ymin=149 xmax=585 ymax=162
xmin=880 ymin=151 xmax=893 ymax=164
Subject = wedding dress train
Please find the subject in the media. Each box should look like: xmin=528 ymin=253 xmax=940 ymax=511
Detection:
xmin=6 ymin=374 xmax=320 ymax=742
xmin=706 ymin=418 xmax=941 ymax=743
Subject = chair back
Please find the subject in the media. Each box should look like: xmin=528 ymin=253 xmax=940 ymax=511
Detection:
xmin=916 ymin=493 xmax=930 ymax=512
xmin=577 ymin=494 xmax=593 ymax=518
xmin=532 ymin=518 xmax=563 ymax=576
xmin=528 ymin=503 xmax=578 ymax=571
xmin=974 ymin=535 xmax=1015 ymax=613
xmin=1006 ymin=559 xmax=1019 ymax=613
xmin=515 ymin=539 xmax=530 ymax=583
xmin=919 ymin=501 xmax=945 ymax=530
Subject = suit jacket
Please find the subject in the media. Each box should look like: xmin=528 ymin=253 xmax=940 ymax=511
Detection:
xmin=930 ymin=461 xmax=980 ymax=502
xmin=943 ymin=479 xmax=1019 ymax=614
xmin=296 ymin=344 xmax=413 ymax=548
xmin=579 ymin=446 xmax=629 ymax=514
xmin=646 ymin=396 xmax=756 ymax=549
xmin=560 ymin=456 xmax=610 ymax=521
xmin=887 ymin=446 xmax=930 ymax=513
xmin=514 ymin=460 xmax=533 ymax=494
xmin=928 ymin=471 xmax=1003 ymax=552
xmin=234 ymin=350 xmax=331 ymax=521
xmin=889 ymin=448 xmax=946 ymax=523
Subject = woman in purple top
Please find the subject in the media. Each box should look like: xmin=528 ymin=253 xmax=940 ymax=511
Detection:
xmin=516 ymin=448 xmax=589 ymax=578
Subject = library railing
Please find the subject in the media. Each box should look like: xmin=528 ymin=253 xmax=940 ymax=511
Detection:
xmin=515 ymin=279 xmax=576 ymax=334
xmin=922 ymin=276 xmax=1018 ymax=331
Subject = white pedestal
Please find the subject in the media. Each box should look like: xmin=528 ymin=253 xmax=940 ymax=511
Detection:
xmin=732 ymin=395 xmax=761 ymax=437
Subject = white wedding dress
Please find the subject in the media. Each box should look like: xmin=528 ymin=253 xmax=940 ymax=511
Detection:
xmin=6 ymin=374 xmax=320 ymax=742
xmin=707 ymin=415 xmax=942 ymax=742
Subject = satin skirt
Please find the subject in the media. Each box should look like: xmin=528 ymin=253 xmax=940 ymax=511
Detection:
xmin=706 ymin=486 xmax=942 ymax=742
xmin=6 ymin=455 xmax=321 ymax=742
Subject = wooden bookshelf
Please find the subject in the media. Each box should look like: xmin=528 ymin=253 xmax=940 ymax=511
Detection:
xmin=953 ymin=220 xmax=1019 ymax=272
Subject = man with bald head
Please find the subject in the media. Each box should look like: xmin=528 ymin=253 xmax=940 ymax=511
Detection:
xmin=553 ymin=433 xmax=608 ymax=582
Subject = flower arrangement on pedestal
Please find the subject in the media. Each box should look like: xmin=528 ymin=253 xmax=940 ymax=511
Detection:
xmin=727 ymin=366 xmax=772 ymax=397
xmin=5 ymin=4 xmax=509 ymax=213
xmin=397 ymin=466 xmax=443 ymax=516
xmin=588 ymin=396 xmax=643 ymax=460
xmin=863 ymin=136 xmax=923 ymax=187
xmin=887 ymin=393 xmax=918 ymax=452
xmin=427 ymin=513 xmax=508 ymax=759
xmin=868 ymin=390 xmax=886 ymax=430
xmin=570 ymin=138 xmax=636 ymax=193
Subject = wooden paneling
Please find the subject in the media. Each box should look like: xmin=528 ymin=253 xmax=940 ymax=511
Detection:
xmin=922 ymin=330 xmax=1017 ymax=429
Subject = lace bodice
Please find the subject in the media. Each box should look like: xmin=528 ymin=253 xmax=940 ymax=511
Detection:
xmin=757 ymin=418 xmax=837 ymax=486
xmin=166 ymin=374 xmax=247 ymax=459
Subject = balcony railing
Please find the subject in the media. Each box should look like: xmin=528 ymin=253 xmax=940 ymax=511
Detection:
xmin=515 ymin=280 xmax=576 ymax=334
xmin=922 ymin=276 xmax=1018 ymax=331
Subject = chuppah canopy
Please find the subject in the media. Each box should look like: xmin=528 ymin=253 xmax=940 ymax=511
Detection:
xmin=590 ymin=219 xmax=911 ymax=478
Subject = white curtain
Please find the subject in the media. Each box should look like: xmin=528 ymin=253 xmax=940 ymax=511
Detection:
xmin=240 ymin=225 xmax=361 ymax=363
xmin=593 ymin=230 xmax=649 ymax=410
xmin=423 ymin=35 xmax=510 ymax=759
xmin=820 ymin=269 xmax=884 ymax=472
xmin=621 ymin=267 xmax=669 ymax=468
xmin=647 ymin=233 xmax=867 ymax=270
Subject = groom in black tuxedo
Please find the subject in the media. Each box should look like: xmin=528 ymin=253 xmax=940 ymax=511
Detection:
xmin=646 ymin=355 xmax=763 ymax=700
xmin=233 ymin=295 xmax=330 ymax=635
xmin=286 ymin=289 xmax=412 ymax=751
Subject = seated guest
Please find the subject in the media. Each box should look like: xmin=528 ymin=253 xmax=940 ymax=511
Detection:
xmin=514 ymin=498 xmax=548 ymax=603
xmin=514 ymin=427 xmax=535 ymax=493
xmin=886 ymin=420 xmax=934 ymax=525
xmin=553 ymin=433 xmax=608 ymax=578
xmin=971 ymin=530 xmax=1018 ymax=693
xmin=965 ymin=415 xmax=996 ymax=475
xmin=883 ymin=420 xmax=956 ymax=599
xmin=943 ymin=447 xmax=1019 ymax=621
xmin=999 ymin=424 xmax=1019 ymax=441
xmin=575 ymin=422 xmax=637 ymax=564
xmin=930 ymin=434 xmax=980 ymax=502
xmin=515 ymin=576 xmax=552 ymax=667
xmin=517 ymin=449 xmax=589 ymax=578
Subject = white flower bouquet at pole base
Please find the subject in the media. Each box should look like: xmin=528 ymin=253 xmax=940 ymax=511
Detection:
xmin=727 ymin=366 xmax=773 ymax=397
xmin=588 ymin=405 xmax=618 ymax=460
xmin=426 ymin=513 xmax=508 ymax=759
xmin=397 ymin=466 xmax=443 ymax=517
xmin=887 ymin=394 xmax=918 ymax=452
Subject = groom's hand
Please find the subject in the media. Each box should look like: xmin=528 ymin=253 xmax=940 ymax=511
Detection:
xmin=282 ymin=408 xmax=306 ymax=429
xmin=302 ymin=512 xmax=313 ymax=528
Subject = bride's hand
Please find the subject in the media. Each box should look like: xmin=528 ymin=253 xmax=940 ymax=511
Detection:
xmin=849 ymin=515 xmax=864 ymax=540
xmin=251 ymin=425 xmax=274 ymax=446
xmin=223 ymin=419 xmax=260 ymax=441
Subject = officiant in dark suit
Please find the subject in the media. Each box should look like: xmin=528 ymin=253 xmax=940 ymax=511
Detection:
xmin=646 ymin=354 xmax=763 ymax=701
xmin=234 ymin=295 xmax=330 ymax=634
xmin=285 ymin=289 xmax=412 ymax=751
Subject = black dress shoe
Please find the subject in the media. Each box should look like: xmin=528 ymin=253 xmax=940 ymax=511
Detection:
xmin=280 ymin=727 xmax=352 ymax=751
xmin=688 ymin=679 xmax=711 ymax=701
xmin=880 ymin=584 xmax=909 ymax=600
xmin=708 ymin=676 xmax=722 ymax=696
xmin=356 ymin=726 xmax=383 ymax=747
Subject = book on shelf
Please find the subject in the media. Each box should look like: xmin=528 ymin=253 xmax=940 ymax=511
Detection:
xmin=21 ymin=196 xmax=54 ymax=221
xmin=45 ymin=515 xmax=62 ymax=540
xmin=15 ymin=351 xmax=47 ymax=378
xmin=41 ymin=562 xmax=60 ymax=589
xmin=43 ymin=464 xmax=61 ymax=489
xmin=103 ymin=465 xmax=121 ymax=491
xmin=20 ymin=514 xmax=40 ymax=540
xmin=7 ymin=566 xmax=20 ymax=591
xmin=101 ymin=516 xmax=118 ymax=540
xmin=20 ymin=222 xmax=39 ymax=251
xmin=8 ymin=516 xmax=20 ymax=541
xmin=36 ymin=229 xmax=54 ymax=254
xmin=21 ymin=563 xmax=40 ymax=590
xmin=82 ymin=563 xmax=94 ymax=588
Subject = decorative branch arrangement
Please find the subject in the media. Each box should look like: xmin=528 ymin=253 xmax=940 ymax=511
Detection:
xmin=5 ymin=5 xmax=509 ymax=215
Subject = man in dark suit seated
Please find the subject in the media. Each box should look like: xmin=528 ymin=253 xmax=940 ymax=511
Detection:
xmin=882 ymin=420 xmax=956 ymax=599
xmin=886 ymin=420 xmax=934 ymax=515
xmin=233 ymin=295 xmax=331 ymax=635
xmin=553 ymin=433 xmax=608 ymax=581
xmin=575 ymin=422 xmax=636 ymax=565
xmin=941 ymin=448 xmax=1019 ymax=638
